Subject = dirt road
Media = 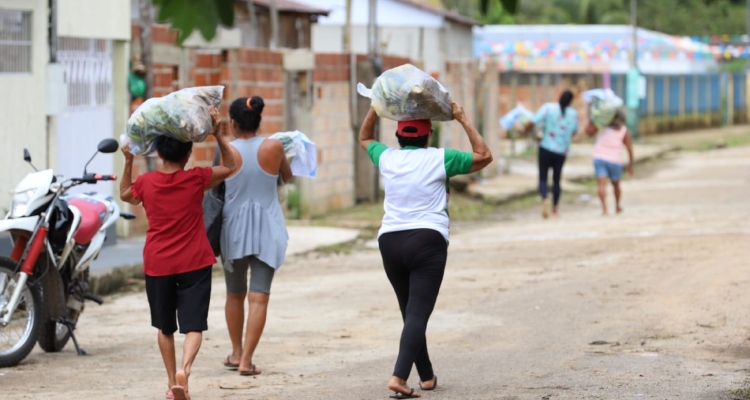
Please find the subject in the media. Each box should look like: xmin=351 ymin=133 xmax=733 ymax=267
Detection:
xmin=2 ymin=145 xmax=750 ymax=400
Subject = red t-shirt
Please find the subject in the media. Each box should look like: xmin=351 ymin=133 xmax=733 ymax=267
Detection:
xmin=132 ymin=167 xmax=216 ymax=276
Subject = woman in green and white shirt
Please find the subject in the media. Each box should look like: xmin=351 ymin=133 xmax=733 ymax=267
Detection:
xmin=358 ymin=102 xmax=492 ymax=398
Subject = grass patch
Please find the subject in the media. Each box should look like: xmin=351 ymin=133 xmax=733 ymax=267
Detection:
xmin=678 ymin=133 xmax=750 ymax=152
xmin=732 ymin=378 xmax=750 ymax=400
xmin=660 ymin=132 xmax=750 ymax=152
xmin=314 ymin=241 xmax=359 ymax=255
xmin=89 ymin=264 xmax=145 ymax=296
xmin=316 ymin=192 xmax=503 ymax=230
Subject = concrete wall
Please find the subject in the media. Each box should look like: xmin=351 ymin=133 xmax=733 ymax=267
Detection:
xmin=442 ymin=60 xmax=476 ymax=153
xmin=0 ymin=0 xmax=51 ymax=199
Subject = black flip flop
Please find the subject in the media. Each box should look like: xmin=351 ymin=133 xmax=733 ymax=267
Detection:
xmin=223 ymin=356 xmax=239 ymax=370
xmin=418 ymin=375 xmax=438 ymax=391
xmin=239 ymin=364 xmax=262 ymax=376
xmin=389 ymin=388 xmax=419 ymax=399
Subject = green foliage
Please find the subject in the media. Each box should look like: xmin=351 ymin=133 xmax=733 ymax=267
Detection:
xmin=721 ymin=58 xmax=747 ymax=72
xmin=287 ymin=185 xmax=302 ymax=220
xmin=152 ymin=0 xmax=235 ymax=44
xmin=465 ymin=0 xmax=747 ymax=35
xmin=479 ymin=0 xmax=520 ymax=15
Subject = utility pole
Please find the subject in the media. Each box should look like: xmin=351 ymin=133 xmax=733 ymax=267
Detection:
xmin=344 ymin=0 xmax=352 ymax=52
xmin=746 ymin=0 xmax=749 ymax=68
xmin=269 ymin=0 xmax=279 ymax=50
xmin=368 ymin=0 xmax=377 ymax=56
xmin=367 ymin=0 xmax=380 ymax=200
xmin=626 ymin=0 xmax=640 ymax=139
xmin=631 ymin=0 xmax=637 ymax=68
xmin=246 ymin=0 xmax=258 ymax=47
xmin=139 ymin=0 xmax=157 ymax=171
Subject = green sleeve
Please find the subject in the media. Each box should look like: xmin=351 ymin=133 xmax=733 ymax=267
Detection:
xmin=444 ymin=148 xmax=473 ymax=177
xmin=367 ymin=141 xmax=389 ymax=167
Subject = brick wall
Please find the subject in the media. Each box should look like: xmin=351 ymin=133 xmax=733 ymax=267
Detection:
xmin=307 ymin=53 xmax=355 ymax=215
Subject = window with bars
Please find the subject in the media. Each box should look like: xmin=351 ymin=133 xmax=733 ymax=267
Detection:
xmin=0 ymin=9 xmax=32 ymax=73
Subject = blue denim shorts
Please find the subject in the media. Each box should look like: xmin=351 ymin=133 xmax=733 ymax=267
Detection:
xmin=594 ymin=159 xmax=623 ymax=181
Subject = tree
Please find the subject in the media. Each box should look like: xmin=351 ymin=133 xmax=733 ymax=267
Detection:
xmin=152 ymin=0 xmax=235 ymax=44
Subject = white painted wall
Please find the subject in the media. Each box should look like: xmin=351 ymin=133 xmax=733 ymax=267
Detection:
xmin=303 ymin=0 xmax=474 ymax=77
xmin=0 ymin=0 xmax=130 ymax=207
xmin=57 ymin=0 xmax=130 ymax=40
xmin=311 ymin=22 xmax=473 ymax=78
xmin=296 ymin=0 xmax=443 ymax=27
xmin=0 ymin=0 xmax=50 ymax=202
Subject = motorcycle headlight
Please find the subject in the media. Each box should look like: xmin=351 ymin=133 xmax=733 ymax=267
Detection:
xmin=10 ymin=189 xmax=34 ymax=218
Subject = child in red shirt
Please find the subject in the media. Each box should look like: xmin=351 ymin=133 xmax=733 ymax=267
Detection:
xmin=120 ymin=106 xmax=235 ymax=400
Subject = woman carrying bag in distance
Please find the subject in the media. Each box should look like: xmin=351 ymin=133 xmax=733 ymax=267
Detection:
xmin=525 ymin=90 xmax=579 ymax=219
xmin=359 ymin=101 xmax=492 ymax=398
xmin=220 ymin=96 xmax=292 ymax=376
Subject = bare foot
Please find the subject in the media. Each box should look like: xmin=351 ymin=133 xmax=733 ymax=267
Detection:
xmin=616 ymin=207 xmax=623 ymax=214
xmin=419 ymin=375 xmax=437 ymax=390
xmin=551 ymin=212 xmax=560 ymax=219
xmin=388 ymin=376 xmax=420 ymax=397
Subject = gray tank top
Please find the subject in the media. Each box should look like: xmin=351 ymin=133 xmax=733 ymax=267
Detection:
xmin=221 ymin=137 xmax=288 ymax=270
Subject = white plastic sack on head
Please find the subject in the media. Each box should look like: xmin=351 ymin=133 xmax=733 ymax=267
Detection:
xmin=499 ymin=103 xmax=534 ymax=131
xmin=357 ymin=64 xmax=454 ymax=121
xmin=269 ymin=131 xmax=317 ymax=178
xmin=126 ymin=86 xmax=224 ymax=155
xmin=583 ymin=88 xmax=624 ymax=129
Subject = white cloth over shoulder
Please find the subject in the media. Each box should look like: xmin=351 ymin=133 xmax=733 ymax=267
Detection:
xmin=268 ymin=131 xmax=317 ymax=178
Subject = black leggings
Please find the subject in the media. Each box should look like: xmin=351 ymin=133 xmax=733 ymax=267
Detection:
xmin=378 ymin=229 xmax=447 ymax=381
xmin=538 ymin=146 xmax=567 ymax=206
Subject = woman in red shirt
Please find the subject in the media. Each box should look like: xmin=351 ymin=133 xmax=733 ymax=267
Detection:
xmin=120 ymin=107 xmax=235 ymax=400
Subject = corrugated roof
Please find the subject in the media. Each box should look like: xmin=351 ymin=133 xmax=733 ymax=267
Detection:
xmin=392 ymin=0 xmax=482 ymax=26
xmin=251 ymin=0 xmax=330 ymax=16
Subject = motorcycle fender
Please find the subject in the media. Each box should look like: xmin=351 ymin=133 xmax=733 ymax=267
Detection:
xmin=40 ymin=262 xmax=67 ymax=320
xmin=74 ymin=231 xmax=105 ymax=273
xmin=0 ymin=216 xmax=39 ymax=234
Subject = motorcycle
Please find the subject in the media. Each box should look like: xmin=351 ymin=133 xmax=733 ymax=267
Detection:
xmin=0 ymin=138 xmax=135 ymax=367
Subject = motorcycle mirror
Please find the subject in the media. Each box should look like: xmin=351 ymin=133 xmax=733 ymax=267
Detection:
xmin=23 ymin=148 xmax=38 ymax=171
xmin=97 ymin=139 xmax=119 ymax=154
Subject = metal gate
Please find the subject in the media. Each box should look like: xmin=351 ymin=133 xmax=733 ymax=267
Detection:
xmin=56 ymin=37 xmax=115 ymax=197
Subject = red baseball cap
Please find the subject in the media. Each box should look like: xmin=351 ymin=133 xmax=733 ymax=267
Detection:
xmin=397 ymin=119 xmax=432 ymax=137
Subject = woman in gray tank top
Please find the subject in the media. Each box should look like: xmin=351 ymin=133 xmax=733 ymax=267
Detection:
xmin=221 ymin=96 xmax=292 ymax=376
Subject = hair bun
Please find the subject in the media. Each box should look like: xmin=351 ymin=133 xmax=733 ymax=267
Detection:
xmin=250 ymin=96 xmax=265 ymax=115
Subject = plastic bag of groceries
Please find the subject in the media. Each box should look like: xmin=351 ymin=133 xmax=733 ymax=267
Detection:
xmin=582 ymin=88 xmax=624 ymax=130
xmin=499 ymin=104 xmax=535 ymax=137
xmin=357 ymin=64 xmax=454 ymax=121
xmin=126 ymin=86 xmax=225 ymax=155
xmin=269 ymin=131 xmax=317 ymax=178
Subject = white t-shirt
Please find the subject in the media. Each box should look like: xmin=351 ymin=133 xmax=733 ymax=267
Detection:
xmin=367 ymin=142 xmax=473 ymax=242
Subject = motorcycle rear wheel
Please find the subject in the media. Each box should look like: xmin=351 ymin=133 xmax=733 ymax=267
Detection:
xmin=0 ymin=258 xmax=42 ymax=368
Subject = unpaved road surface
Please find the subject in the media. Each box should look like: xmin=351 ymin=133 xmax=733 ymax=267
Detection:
xmin=2 ymin=146 xmax=750 ymax=400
